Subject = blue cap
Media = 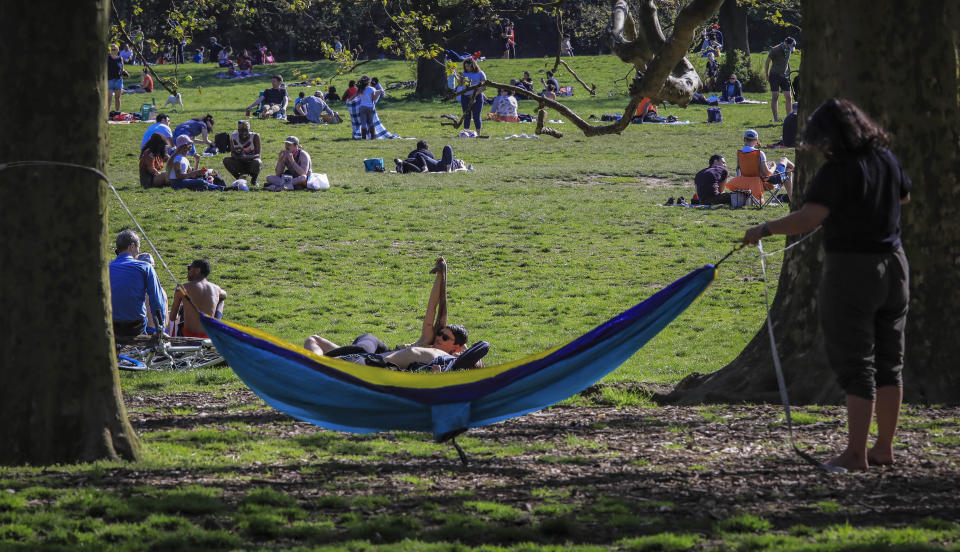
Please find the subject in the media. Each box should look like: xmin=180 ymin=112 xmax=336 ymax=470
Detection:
xmin=744 ymin=129 xmax=759 ymax=140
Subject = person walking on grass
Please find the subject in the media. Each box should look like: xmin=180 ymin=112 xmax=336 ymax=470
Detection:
xmin=742 ymin=98 xmax=911 ymax=471
xmin=765 ymin=37 xmax=796 ymax=121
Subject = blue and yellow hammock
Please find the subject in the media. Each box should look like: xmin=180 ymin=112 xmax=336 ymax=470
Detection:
xmin=201 ymin=265 xmax=716 ymax=441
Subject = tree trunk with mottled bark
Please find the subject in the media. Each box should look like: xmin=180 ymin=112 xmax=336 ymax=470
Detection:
xmin=661 ymin=0 xmax=960 ymax=405
xmin=415 ymin=55 xmax=449 ymax=98
xmin=0 ymin=0 xmax=141 ymax=464
xmin=718 ymin=0 xmax=749 ymax=55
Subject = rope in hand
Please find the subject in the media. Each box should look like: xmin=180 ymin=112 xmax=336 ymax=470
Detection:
xmin=717 ymin=229 xmax=842 ymax=473
xmin=755 ymin=228 xmax=844 ymax=473
xmin=0 ymin=160 xmax=201 ymax=325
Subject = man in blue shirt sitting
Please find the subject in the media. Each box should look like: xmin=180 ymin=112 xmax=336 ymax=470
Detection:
xmin=109 ymin=230 xmax=167 ymax=338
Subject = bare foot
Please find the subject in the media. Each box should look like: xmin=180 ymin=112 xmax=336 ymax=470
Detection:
xmin=867 ymin=447 xmax=894 ymax=466
xmin=430 ymin=257 xmax=446 ymax=274
xmin=825 ymin=449 xmax=869 ymax=471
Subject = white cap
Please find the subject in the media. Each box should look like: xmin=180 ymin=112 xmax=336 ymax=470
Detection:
xmin=175 ymin=134 xmax=193 ymax=147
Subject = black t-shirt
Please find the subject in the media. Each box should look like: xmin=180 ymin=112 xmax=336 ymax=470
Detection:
xmin=805 ymin=147 xmax=912 ymax=253
xmin=263 ymin=87 xmax=287 ymax=105
xmin=107 ymin=55 xmax=124 ymax=80
xmin=781 ymin=112 xmax=798 ymax=147
xmin=694 ymin=165 xmax=728 ymax=201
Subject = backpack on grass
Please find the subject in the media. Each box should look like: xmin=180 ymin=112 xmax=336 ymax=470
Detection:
xmin=214 ymin=132 xmax=231 ymax=153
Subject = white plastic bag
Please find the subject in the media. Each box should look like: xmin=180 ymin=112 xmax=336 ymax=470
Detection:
xmin=307 ymin=172 xmax=330 ymax=191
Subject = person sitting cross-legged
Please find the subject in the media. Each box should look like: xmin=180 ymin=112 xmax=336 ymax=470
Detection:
xmin=264 ymin=136 xmax=311 ymax=190
xmin=109 ymin=230 xmax=166 ymax=338
xmin=168 ymin=135 xmax=224 ymax=191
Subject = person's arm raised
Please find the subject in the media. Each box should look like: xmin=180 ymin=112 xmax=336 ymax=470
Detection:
xmin=417 ymin=257 xmax=447 ymax=345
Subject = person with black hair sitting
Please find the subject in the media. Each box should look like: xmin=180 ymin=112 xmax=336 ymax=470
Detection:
xmin=693 ymin=154 xmax=732 ymax=205
xmin=304 ymin=258 xmax=483 ymax=371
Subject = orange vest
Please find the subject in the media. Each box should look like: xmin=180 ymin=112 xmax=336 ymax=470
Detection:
xmin=636 ymin=97 xmax=658 ymax=117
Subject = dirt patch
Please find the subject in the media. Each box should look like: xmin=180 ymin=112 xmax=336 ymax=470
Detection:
xmin=120 ymin=389 xmax=960 ymax=540
xmin=557 ymin=175 xmax=683 ymax=189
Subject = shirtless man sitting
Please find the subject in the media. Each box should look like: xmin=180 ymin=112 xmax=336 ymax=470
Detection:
xmin=304 ymin=257 xmax=477 ymax=371
xmin=169 ymin=259 xmax=227 ymax=338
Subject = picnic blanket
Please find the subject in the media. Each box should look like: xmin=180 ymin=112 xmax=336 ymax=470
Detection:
xmin=718 ymin=98 xmax=767 ymax=104
xmin=346 ymin=97 xmax=399 ymax=140
xmin=215 ymin=71 xmax=269 ymax=79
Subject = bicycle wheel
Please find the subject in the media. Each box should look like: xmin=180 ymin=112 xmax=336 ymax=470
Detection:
xmin=118 ymin=354 xmax=148 ymax=372
xmin=192 ymin=349 xmax=226 ymax=370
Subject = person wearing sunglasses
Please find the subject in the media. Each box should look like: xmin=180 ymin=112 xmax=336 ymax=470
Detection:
xmin=304 ymin=257 xmax=475 ymax=370
xmin=720 ymin=73 xmax=743 ymax=103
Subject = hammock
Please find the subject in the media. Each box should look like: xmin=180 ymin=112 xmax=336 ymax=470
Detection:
xmin=201 ymin=265 xmax=716 ymax=442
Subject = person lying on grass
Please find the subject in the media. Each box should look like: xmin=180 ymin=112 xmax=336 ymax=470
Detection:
xmin=394 ymin=140 xmax=456 ymax=173
xmin=304 ymin=257 xmax=483 ymax=371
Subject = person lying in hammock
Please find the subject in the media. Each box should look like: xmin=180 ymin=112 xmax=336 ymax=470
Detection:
xmin=303 ymin=257 xmax=483 ymax=371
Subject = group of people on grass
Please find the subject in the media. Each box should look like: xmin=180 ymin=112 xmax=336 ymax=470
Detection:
xmin=130 ymin=66 xmax=911 ymax=469
xmin=109 ymin=229 xmax=227 ymax=340
xmin=139 ymin=113 xmax=316 ymax=191
xmin=691 ymin=127 xmax=795 ymax=206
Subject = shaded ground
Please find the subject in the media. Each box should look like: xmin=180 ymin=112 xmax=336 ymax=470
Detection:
xmin=115 ymin=390 xmax=960 ymax=546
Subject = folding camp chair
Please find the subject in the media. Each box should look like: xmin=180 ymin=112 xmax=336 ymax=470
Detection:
xmin=762 ymin=171 xmax=786 ymax=207
xmin=762 ymin=167 xmax=793 ymax=207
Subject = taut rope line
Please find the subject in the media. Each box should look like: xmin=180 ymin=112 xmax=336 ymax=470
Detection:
xmin=0 ymin=161 xmax=200 ymax=315
xmin=755 ymin=228 xmax=844 ymax=473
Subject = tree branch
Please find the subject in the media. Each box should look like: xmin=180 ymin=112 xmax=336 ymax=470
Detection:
xmin=446 ymin=80 xmax=641 ymax=137
xmin=111 ymin=1 xmax=178 ymax=96
xmin=609 ymin=0 xmax=723 ymax=106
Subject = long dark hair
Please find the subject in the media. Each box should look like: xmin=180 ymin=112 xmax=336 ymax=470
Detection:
xmin=202 ymin=113 xmax=215 ymax=131
xmin=357 ymin=75 xmax=370 ymax=93
xmin=803 ymin=98 xmax=889 ymax=159
xmin=141 ymin=133 xmax=169 ymax=159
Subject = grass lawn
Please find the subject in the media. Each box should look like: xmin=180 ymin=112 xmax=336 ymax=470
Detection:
xmin=106 ymin=53 xmax=790 ymax=382
xmin=33 ymin=53 xmax=960 ymax=552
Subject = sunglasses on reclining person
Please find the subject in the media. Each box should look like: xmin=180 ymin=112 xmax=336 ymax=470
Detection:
xmin=436 ymin=330 xmax=453 ymax=342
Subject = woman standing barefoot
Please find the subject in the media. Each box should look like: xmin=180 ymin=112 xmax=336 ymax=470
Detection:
xmin=743 ymin=98 xmax=912 ymax=471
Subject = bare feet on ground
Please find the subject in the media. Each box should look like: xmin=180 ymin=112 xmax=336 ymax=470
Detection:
xmin=825 ymin=448 xmax=869 ymax=471
xmin=867 ymin=446 xmax=895 ymax=466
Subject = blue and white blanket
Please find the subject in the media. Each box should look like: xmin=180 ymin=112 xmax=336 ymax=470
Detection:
xmin=345 ymin=97 xmax=398 ymax=139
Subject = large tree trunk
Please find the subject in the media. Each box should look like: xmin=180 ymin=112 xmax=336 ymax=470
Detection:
xmin=0 ymin=0 xmax=141 ymax=463
xmin=661 ymin=0 xmax=960 ymax=405
xmin=415 ymin=55 xmax=449 ymax=98
xmin=718 ymin=0 xmax=749 ymax=54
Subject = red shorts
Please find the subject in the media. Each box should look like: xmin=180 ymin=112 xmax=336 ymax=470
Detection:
xmin=182 ymin=328 xmax=209 ymax=339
